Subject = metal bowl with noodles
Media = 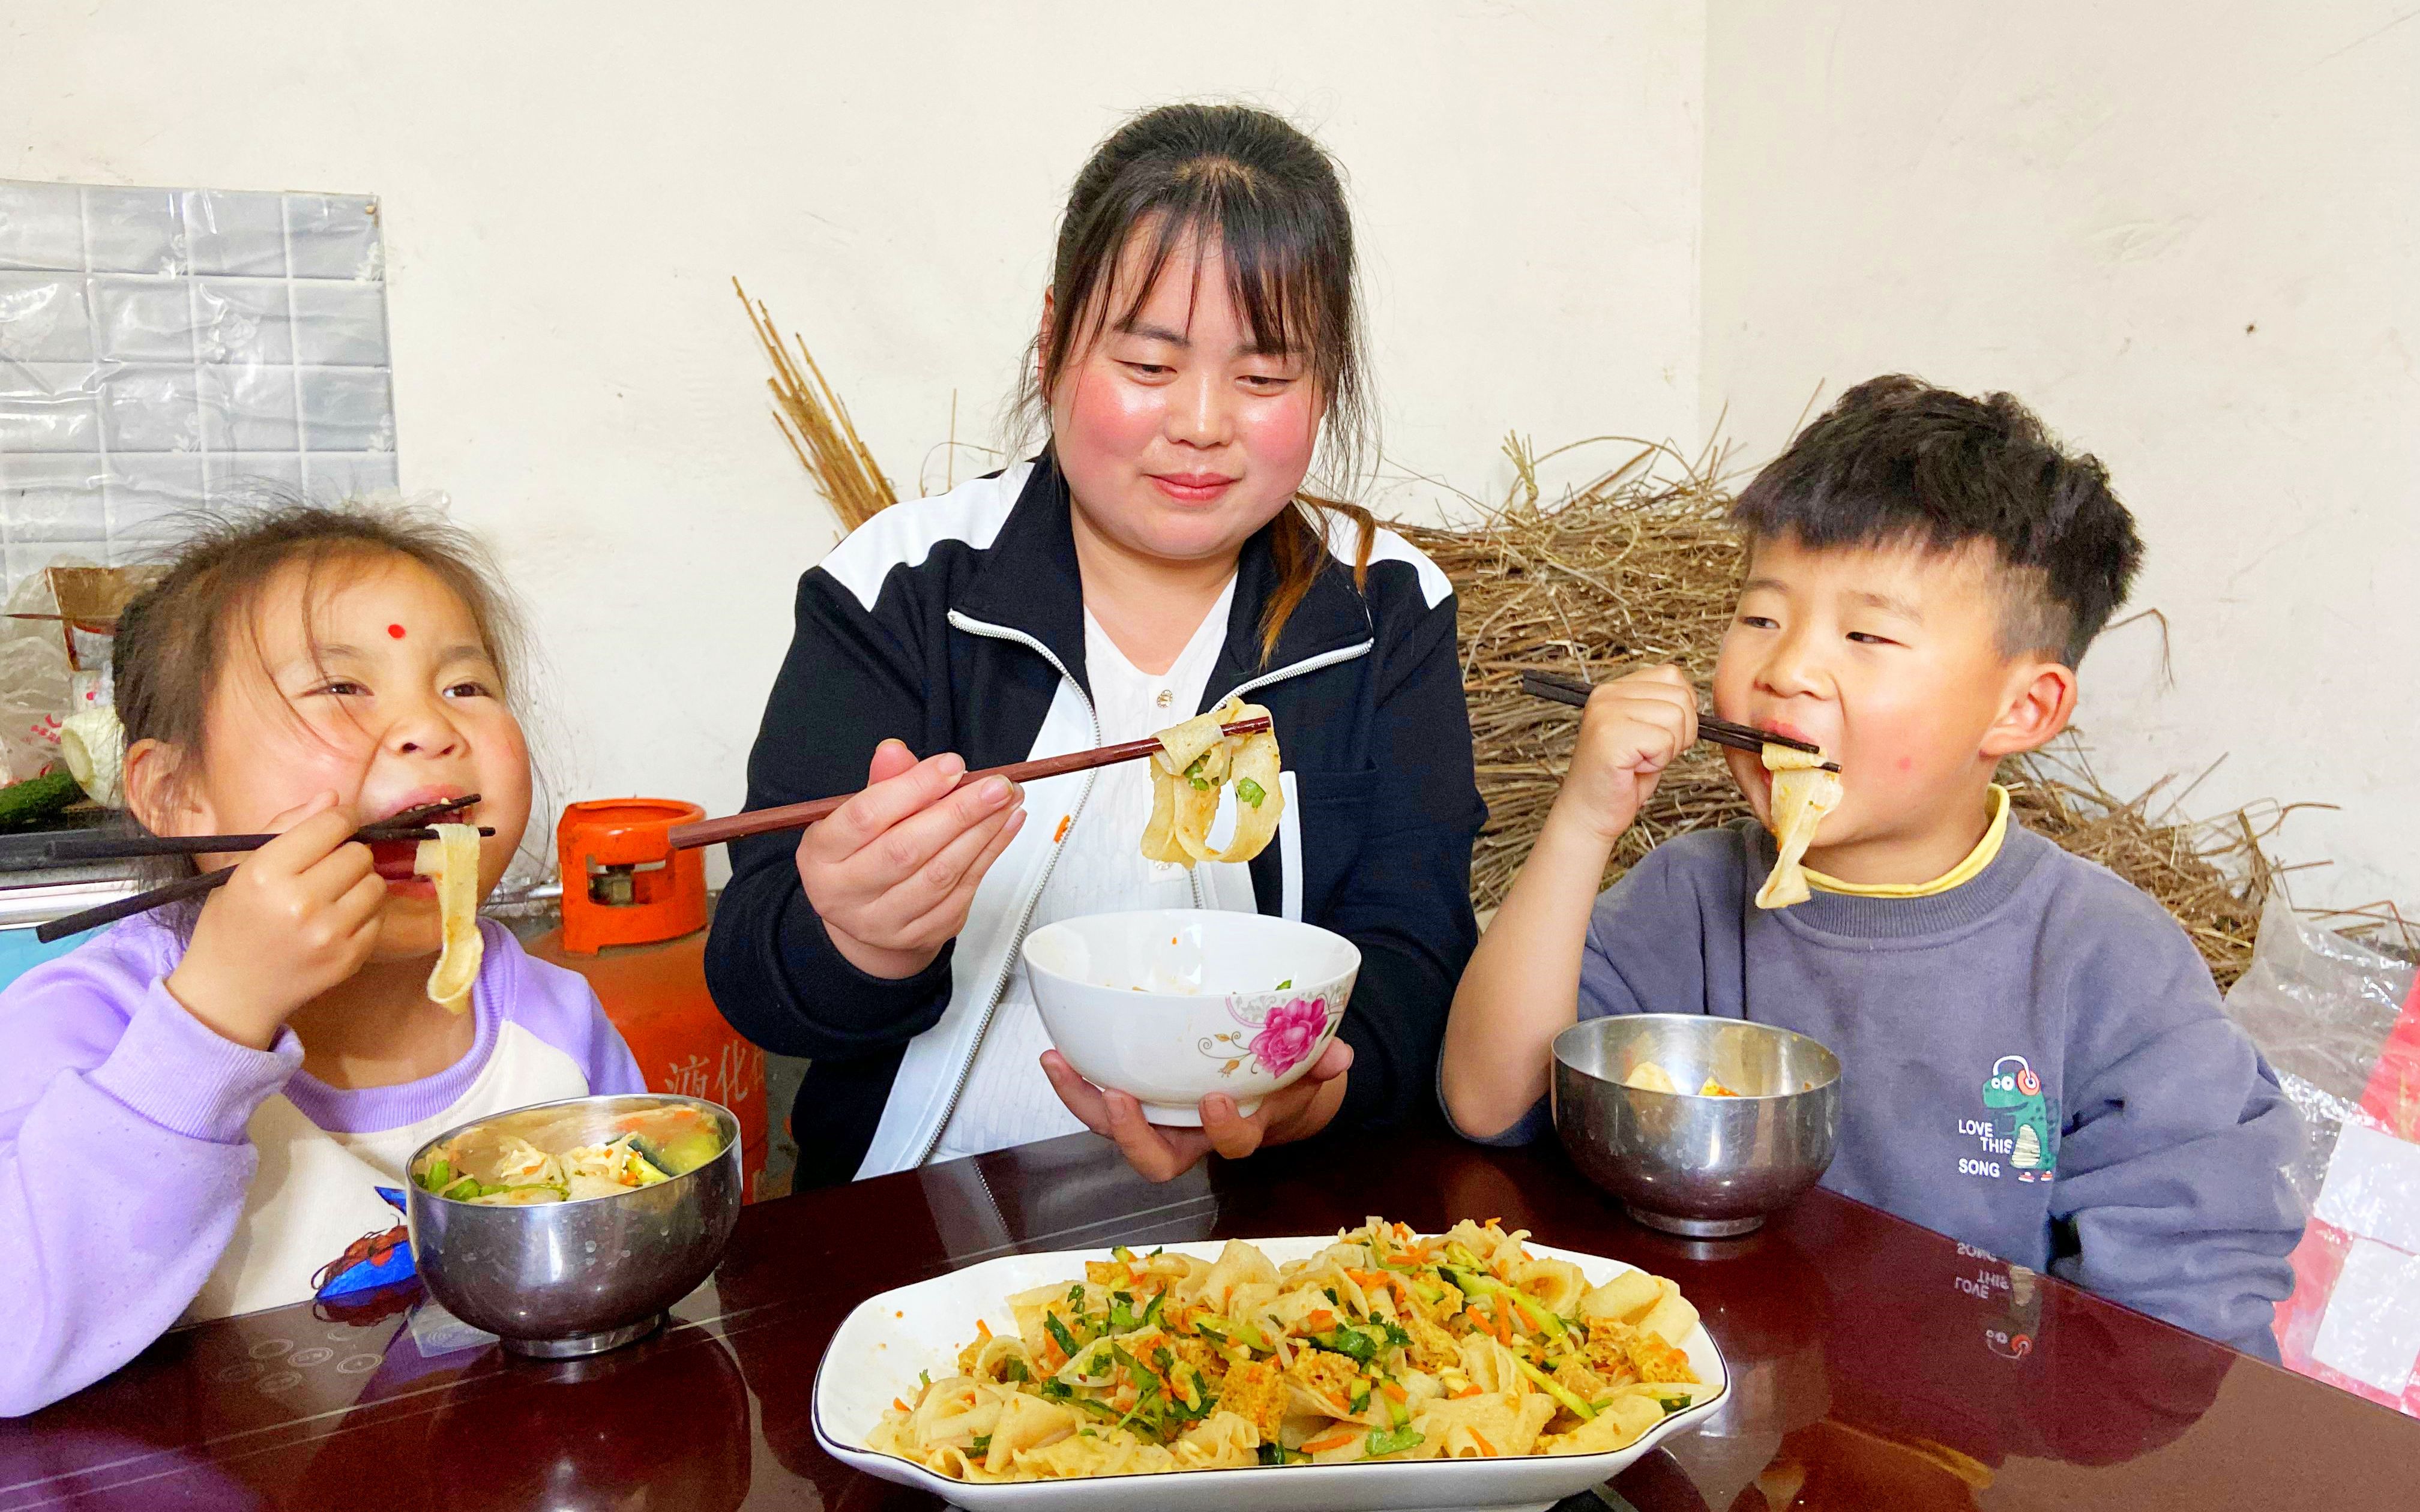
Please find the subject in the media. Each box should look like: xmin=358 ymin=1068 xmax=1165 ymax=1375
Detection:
xmin=1552 ymin=1015 xmax=1841 ymax=1238
xmin=406 ymin=1093 xmax=742 ymax=1356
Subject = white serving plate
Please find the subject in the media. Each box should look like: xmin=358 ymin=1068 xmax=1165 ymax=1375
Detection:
xmin=813 ymin=1234 xmax=1726 ymax=1512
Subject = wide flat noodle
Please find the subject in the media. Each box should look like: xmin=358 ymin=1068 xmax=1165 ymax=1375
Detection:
xmin=1140 ymin=695 xmax=1284 ymax=866
xmin=867 ymin=1218 xmax=1705 ymax=1482
xmin=415 ymin=821 xmax=483 ymax=1013
xmin=1754 ymin=743 xmax=1843 ymax=910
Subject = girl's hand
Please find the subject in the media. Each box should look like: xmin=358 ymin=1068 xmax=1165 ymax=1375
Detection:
xmin=165 ymin=793 xmax=387 ymax=1051
xmin=796 ymin=739 xmax=1026 ymax=980
xmin=1552 ymin=665 xmax=1699 ymax=845
xmin=1040 ymin=1040 xmax=1353 ymax=1183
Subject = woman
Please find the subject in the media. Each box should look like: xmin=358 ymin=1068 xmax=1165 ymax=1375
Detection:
xmin=706 ymin=103 xmax=1482 ymax=1187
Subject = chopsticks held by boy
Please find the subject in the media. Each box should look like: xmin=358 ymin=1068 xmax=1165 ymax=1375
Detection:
xmin=1440 ymin=376 xmax=2304 ymax=1361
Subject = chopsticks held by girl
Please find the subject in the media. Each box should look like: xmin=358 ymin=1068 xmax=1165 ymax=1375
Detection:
xmin=705 ymin=103 xmax=1485 ymax=1189
xmin=0 ymin=503 xmax=644 ymax=1417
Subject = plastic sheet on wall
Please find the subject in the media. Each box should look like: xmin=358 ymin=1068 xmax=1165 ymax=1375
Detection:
xmin=0 ymin=181 xmax=397 ymax=590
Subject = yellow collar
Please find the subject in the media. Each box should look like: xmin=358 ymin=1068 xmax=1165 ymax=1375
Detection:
xmin=1802 ymin=785 xmax=2010 ymax=899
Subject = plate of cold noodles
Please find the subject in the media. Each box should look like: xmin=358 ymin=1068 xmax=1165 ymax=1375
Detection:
xmin=410 ymin=1099 xmax=730 ymax=1205
xmin=814 ymin=1217 xmax=1724 ymax=1512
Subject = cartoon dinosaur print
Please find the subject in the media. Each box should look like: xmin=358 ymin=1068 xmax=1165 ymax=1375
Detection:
xmin=1982 ymin=1056 xmax=2057 ymax=1181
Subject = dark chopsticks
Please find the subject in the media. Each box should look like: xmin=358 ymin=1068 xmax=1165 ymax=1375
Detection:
xmin=44 ymin=823 xmax=491 ymax=863
xmin=1518 ymin=671 xmax=1841 ymax=772
xmin=34 ymin=796 xmax=487 ymax=944
xmin=667 ymin=718 xmax=1274 ymax=851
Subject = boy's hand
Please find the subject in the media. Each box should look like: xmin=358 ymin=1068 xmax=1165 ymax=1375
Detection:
xmin=1553 ymin=665 xmax=1699 ymax=844
xmin=166 ymin=793 xmax=387 ymax=1051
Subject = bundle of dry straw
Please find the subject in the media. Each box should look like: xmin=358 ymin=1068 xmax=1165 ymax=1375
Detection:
xmin=1387 ymin=434 xmax=2411 ymax=989
xmin=736 ymin=280 xmax=898 ymax=531
xmin=733 ymin=298 xmax=2406 ymax=987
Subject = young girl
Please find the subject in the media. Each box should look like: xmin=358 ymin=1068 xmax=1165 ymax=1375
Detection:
xmin=706 ymin=104 xmax=1484 ymax=1188
xmin=0 ymin=505 xmax=642 ymax=1417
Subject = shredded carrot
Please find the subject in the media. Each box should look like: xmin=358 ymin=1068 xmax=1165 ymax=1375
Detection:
xmin=892 ymin=1397 xmax=909 ymax=1412
xmin=1494 ymin=1306 xmax=1513 ymax=1346
xmin=1380 ymin=1380 xmax=1407 ymax=1403
xmin=1464 ymin=1304 xmax=1490 ymax=1331
xmin=1469 ymin=1429 xmax=1497 ymax=1457
xmin=975 ymin=1319 xmax=991 ymax=1339
xmin=1485 ymin=1216 xmax=1501 ymax=1228
xmin=1452 ymin=1384 xmax=1483 ymax=1399
xmin=1304 ymin=1309 xmax=1336 ymax=1333
xmin=1301 ymin=1428 xmax=1359 ymax=1454
xmin=1052 ymin=814 xmax=1071 ymax=843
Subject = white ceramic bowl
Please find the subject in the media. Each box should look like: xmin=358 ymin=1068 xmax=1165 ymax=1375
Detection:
xmin=1023 ymin=909 xmax=1359 ymax=1126
xmin=814 ymin=1235 xmax=1727 ymax=1512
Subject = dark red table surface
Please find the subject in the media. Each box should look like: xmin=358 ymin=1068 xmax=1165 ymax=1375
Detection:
xmin=4 ymin=1127 xmax=2414 ymax=1510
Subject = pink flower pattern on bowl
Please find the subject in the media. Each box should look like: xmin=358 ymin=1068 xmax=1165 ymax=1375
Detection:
xmin=1198 ymin=993 xmax=1341 ymax=1078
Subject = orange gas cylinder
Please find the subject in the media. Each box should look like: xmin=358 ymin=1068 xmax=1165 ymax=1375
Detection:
xmin=526 ymin=799 xmax=770 ymax=1201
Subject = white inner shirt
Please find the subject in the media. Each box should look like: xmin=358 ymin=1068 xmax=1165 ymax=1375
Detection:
xmin=930 ymin=577 xmax=1238 ymax=1163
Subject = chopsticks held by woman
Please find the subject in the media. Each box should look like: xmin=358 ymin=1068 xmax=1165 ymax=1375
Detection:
xmin=702 ymin=102 xmax=1487 ymax=1192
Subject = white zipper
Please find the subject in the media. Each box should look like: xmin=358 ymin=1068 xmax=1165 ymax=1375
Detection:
xmin=919 ymin=611 xmax=1104 ymax=1166
xmin=1226 ymin=638 xmax=1373 ymax=701
xmin=914 ymin=619 xmax=1373 ymax=1165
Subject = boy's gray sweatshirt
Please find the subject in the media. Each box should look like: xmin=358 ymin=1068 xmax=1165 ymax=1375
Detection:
xmin=1460 ymin=818 xmax=2305 ymax=1361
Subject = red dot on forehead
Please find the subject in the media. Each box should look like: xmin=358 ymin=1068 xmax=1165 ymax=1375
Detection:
xmin=387 ymin=623 xmax=406 ymax=640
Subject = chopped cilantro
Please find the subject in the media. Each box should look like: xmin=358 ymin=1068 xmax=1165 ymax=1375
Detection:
xmin=1313 ymin=1325 xmax=1380 ymax=1364
xmin=1044 ymin=1312 xmax=1080 ymax=1358
xmin=1364 ymin=1426 xmax=1424 ymax=1457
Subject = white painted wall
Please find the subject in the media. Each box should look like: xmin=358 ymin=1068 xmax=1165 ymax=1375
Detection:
xmin=1702 ymin=2 xmax=2420 ymax=911
xmin=0 ymin=0 xmax=1705 ymax=860
xmin=9 ymin=1 xmax=2407 ymax=908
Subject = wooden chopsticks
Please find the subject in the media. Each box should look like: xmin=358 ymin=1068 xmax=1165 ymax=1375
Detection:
xmin=666 ymin=718 xmax=1274 ymax=851
xmin=34 ymin=796 xmax=487 ymax=944
xmin=1519 ymin=671 xmax=1841 ymax=772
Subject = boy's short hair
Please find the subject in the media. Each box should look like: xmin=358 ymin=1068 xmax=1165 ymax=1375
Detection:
xmin=1730 ymin=376 xmax=2144 ymax=667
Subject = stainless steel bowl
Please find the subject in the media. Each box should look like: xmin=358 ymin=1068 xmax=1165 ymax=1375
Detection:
xmin=406 ymin=1093 xmax=743 ymax=1357
xmin=1552 ymin=1015 xmax=1841 ymax=1238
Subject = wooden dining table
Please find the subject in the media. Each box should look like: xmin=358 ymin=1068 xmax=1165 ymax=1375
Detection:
xmin=4 ymin=1125 xmax=2413 ymax=1510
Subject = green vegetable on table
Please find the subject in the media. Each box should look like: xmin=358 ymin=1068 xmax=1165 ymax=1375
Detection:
xmin=0 ymin=770 xmax=83 ymax=829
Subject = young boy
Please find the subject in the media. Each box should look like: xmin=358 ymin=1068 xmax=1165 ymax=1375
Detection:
xmin=1441 ymin=376 xmax=2304 ymax=1360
